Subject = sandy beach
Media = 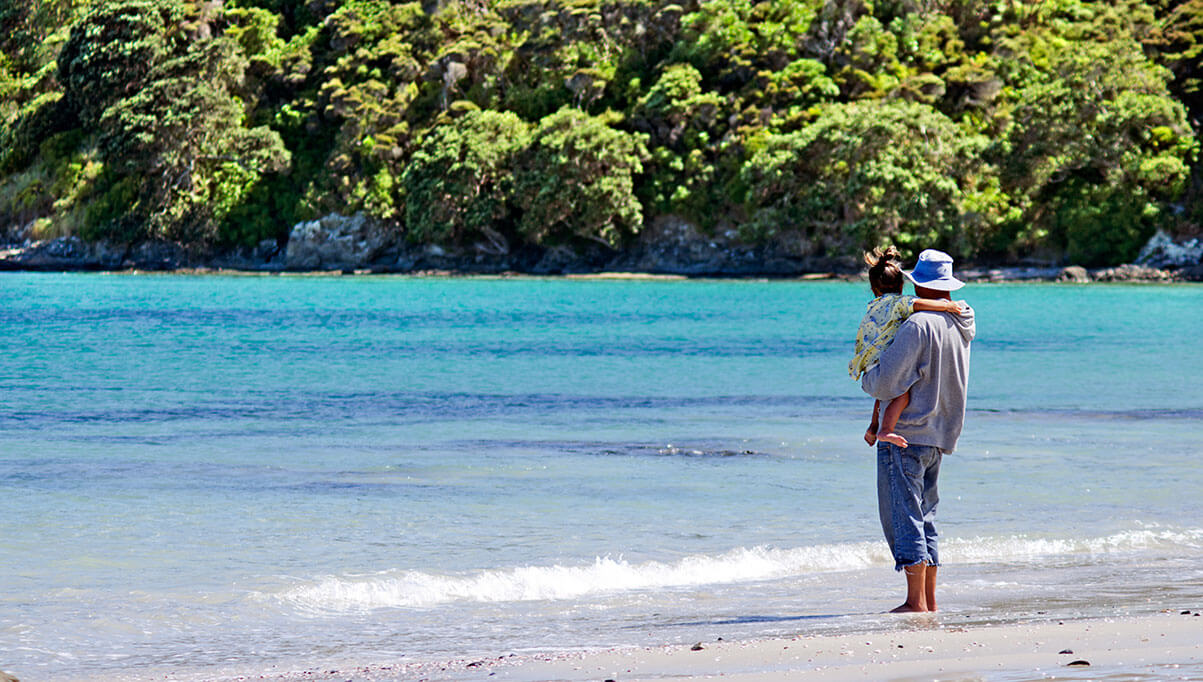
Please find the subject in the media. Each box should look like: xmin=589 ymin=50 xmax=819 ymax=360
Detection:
xmin=193 ymin=611 xmax=1202 ymax=682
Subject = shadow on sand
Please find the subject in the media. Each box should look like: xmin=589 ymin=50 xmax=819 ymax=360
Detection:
xmin=644 ymin=613 xmax=852 ymax=629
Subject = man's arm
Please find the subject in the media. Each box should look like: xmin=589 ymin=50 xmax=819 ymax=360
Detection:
xmin=861 ymin=320 xmax=924 ymax=400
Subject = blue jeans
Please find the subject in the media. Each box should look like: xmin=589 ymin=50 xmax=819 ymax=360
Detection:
xmin=877 ymin=442 xmax=942 ymax=571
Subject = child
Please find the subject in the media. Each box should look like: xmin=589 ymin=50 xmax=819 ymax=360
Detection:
xmin=849 ymin=247 xmax=964 ymax=448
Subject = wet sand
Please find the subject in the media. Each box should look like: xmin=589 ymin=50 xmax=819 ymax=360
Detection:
xmin=315 ymin=611 xmax=1203 ymax=682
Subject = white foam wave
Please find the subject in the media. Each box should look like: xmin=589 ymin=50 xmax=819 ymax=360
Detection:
xmin=274 ymin=527 xmax=1203 ymax=613
xmin=277 ymin=543 xmax=887 ymax=613
xmin=947 ymin=527 xmax=1203 ymax=562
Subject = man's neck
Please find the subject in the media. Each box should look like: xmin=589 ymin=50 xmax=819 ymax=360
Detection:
xmin=914 ymin=286 xmax=950 ymax=299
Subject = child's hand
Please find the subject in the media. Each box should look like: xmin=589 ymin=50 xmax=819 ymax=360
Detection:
xmin=945 ymin=300 xmax=967 ymax=315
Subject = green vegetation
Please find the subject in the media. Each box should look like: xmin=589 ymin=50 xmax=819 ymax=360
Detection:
xmin=1 ymin=0 xmax=1199 ymax=266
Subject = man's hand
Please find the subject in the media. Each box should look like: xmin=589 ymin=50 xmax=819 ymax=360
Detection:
xmin=864 ymin=425 xmax=878 ymax=446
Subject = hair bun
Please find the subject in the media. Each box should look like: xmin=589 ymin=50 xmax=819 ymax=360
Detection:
xmin=864 ymin=246 xmax=901 ymax=269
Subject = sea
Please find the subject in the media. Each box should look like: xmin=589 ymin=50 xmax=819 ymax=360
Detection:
xmin=1 ymin=272 xmax=1201 ymax=681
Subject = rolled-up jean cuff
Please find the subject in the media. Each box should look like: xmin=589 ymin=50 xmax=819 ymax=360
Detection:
xmin=895 ymin=557 xmax=939 ymax=572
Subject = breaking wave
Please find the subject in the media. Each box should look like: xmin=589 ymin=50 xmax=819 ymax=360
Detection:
xmin=273 ymin=527 xmax=1202 ymax=613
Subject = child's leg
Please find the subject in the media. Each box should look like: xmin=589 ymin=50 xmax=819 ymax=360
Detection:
xmin=864 ymin=399 xmax=881 ymax=446
xmin=878 ymin=391 xmax=910 ymax=448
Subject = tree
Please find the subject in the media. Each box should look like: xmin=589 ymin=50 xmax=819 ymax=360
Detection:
xmin=1 ymin=0 xmax=83 ymax=75
xmin=56 ymin=0 xmax=184 ymax=128
xmin=97 ymin=39 xmax=291 ymax=242
xmin=741 ymin=99 xmax=1007 ymax=258
xmin=990 ymin=30 xmax=1195 ymax=263
xmin=58 ymin=0 xmax=291 ymax=243
xmin=401 ymin=110 xmax=530 ymax=252
xmin=512 ymin=107 xmax=650 ymax=249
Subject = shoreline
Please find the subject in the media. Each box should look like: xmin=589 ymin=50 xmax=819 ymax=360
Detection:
xmin=3 ymin=232 xmax=1202 ymax=282
xmin=127 ymin=611 xmax=1203 ymax=682
xmin=1 ymin=263 xmax=1201 ymax=284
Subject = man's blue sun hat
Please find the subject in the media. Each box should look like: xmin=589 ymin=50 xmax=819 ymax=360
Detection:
xmin=905 ymin=249 xmax=964 ymax=291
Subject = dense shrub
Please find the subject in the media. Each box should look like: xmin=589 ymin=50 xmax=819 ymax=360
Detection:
xmin=513 ymin=108 xmax=650 ymax=249
xmin=741 ymin=100 xmax=1006 ymax=259
xmin=402 ymin=110 xmax=530 ymax=251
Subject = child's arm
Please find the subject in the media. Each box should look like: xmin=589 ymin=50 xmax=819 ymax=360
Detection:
xmin=864 ymin=399 xmax=880 ymax=446
xmin=912 ymin=298 xmax=966 ymax=315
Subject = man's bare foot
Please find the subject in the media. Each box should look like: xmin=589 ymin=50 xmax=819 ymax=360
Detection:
xmin=889 ymin=602 xmax=928 ymax=613
xmin=879 ymin=432 xmax=908 ymax=448
xmin=864 ymin=429 xmax=877 ymax=446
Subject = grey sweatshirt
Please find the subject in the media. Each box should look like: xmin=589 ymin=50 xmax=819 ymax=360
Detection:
xmin=861 ymin=306 xmax=976 ymax=452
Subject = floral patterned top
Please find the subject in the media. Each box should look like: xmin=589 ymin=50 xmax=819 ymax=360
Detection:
xmin=848 ymin=293 xmax=917 ymax=380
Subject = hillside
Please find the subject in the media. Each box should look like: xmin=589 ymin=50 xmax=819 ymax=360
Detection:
xmin=1 ymin=0 xmax=1201 ymax=271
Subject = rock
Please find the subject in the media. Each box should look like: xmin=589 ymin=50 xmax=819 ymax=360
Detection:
xmin=1056 ymin=265 xmax=1090 ymax=283
xmin=207 ymin=239 xmax=285 ymax=271
xmin=1136 ymin=230 xmax=1203 ymax=269
xmin=283 ymin=213 xmax=398 ymax=271
xmin=1067 ymin=660 xmax=1091 ymax=667
xmin=1059 ymin=649 xmax=1074 ymax=654
xmin=690 ymin=642 xmax=705 ymax=651
xmin=531 ymin=243 xmax=610 ymax=274
xmin=124 ymin=240 xmax=189 ymax=270
xmin=256 ymin=238 xmax=281 ymax=262
xmin=606 ymin=215 xmax=734 ymax=275
xmin=960 ymin=266 xmax=1063 ymax=282
xmin=604 ymin=215 xmax=848 ymax=276
xmin=0 ymin=219 xmax=36 ymax=244
xmin=0 ymin=236 xmax=125 ymax=270
xmin=1089 ymin=263 xmax=1174 ymax=282
xmin=1178 ymin=263 xmax=1203 ymax=282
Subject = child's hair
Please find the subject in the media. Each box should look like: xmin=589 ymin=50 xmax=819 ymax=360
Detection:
xmin=865 ymin=246 xmax=904 ymax=295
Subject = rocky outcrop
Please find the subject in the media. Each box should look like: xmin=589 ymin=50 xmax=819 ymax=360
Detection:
xmin=605 ymin=215 xmax=850 ymax=276
xmin=1 ymin=237 xmax=154 ymax=270
xmin=1090 ymin=263 xmax=1176 ymax=282
xmin=608 ymin=216 xmax=751 ymax=275
xmin=1136 ymin=230 xmax=1203 ymax=270
xmin=529 ymin=244 xmax=611 ymax=274
xmin=1056 ymin=266 xmax=1090 ymax=283
xmin=283 ymin=213 xmax=399 ymax=271
xmin=1178 ymin=263 xmax=1203 ymax=281
xmin=959 ymin=265 xmax=1064 ymax=282
xmin=959 ymin=263 xmax=1176 ymax=283
xmin=208 ymin=239 xmax=284 ymax=271
xmin=0 ymin=235 xmax=288 ymax=271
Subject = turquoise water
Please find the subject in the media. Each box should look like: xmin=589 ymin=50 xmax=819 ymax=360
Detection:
xmin=1 ymin=273 xmax=1201 ymax=681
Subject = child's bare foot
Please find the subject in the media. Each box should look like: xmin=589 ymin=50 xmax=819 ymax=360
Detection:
xmin=864 ymin=429 xmax=877 ymax=446
xmin=879 ymin=432 xmax=908 ymax=448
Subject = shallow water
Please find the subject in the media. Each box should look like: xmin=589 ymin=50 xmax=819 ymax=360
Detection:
xmin=1 ymin=274 xmax=1201 ymax=680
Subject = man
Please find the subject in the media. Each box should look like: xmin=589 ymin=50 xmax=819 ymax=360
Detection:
xmin=861 ymin=249 xmax=976 ymax=613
